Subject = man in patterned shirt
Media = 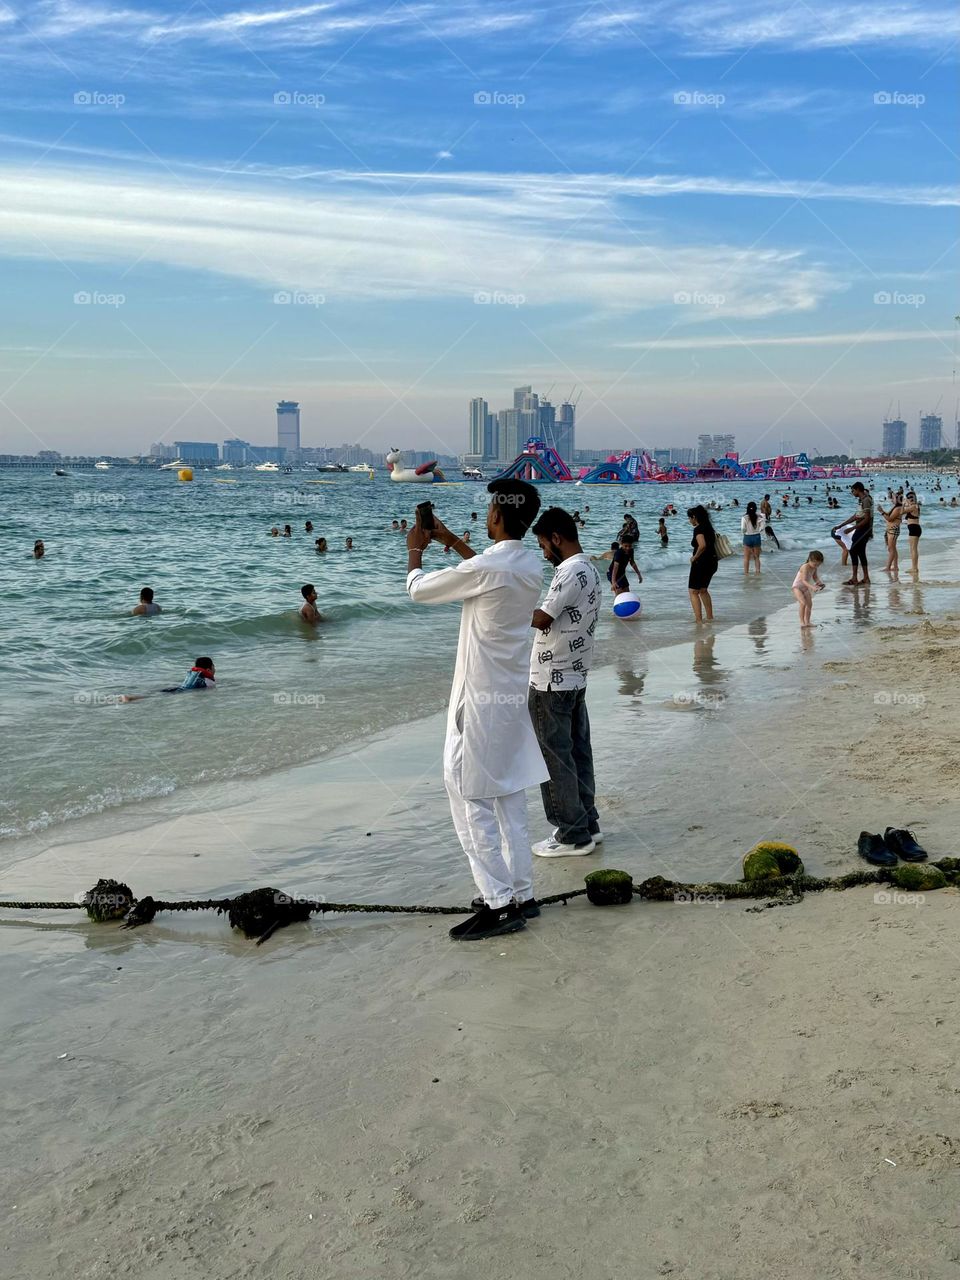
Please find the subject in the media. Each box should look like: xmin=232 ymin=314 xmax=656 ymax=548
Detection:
xmin=527 ymin=507 xmax=603 ymax=857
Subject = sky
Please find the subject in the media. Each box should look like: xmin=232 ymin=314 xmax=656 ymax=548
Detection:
xmin=0 ymin=0 xmax=957 ymax=462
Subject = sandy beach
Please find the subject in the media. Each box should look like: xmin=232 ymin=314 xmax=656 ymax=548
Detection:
xmin=4 ymin=567 xmax=960 ymax=1279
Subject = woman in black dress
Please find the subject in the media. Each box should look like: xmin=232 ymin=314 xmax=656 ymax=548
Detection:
xmin=687 ymin=505 xmax=718 ymax=622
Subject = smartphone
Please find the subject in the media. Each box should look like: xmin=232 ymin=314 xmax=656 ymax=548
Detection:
xmin=416 ymin=501 xmax=436 ymax=532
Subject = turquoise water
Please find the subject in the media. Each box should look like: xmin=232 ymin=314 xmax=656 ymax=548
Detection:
xmin=2 ymin=466 xmax=957 ymax=840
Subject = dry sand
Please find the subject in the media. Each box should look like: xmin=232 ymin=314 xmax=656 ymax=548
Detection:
xmin=3 ymin=609 xmax=960 ymax=1279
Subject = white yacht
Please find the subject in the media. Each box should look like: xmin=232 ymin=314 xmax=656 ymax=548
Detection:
xmin=94 ymin=460 xmax=110 ymax=471
xmin=214 ymin=463 xmax=234 ymax=471
xmin=159 ymin=459 xmax=184 ymax=470
xmin=254 ymin=461 xmax=280 ymax=472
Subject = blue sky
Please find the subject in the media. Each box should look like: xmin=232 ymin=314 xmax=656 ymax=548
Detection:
xmin=0 ymin=0 xmax=957 ymax=460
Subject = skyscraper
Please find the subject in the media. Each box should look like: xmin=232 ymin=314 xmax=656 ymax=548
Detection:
xmin=919 ymin=413 xmax=942 ymax=452
xmin=498 ymin=408 xmax=520 ymax=462
xmin=513 ymin=385 xmax=532 ymax=411
xmin=881 ymin=417 xmax=907 ymax=456
xmin=697 ymin=434 xmax=714 ymax=464
xmin=555 ymin=401 xmax=575 ymax=462
xmin=468 ymin=397 xmax=488 ymax=456
xmin=277 ymin=400 xmax=301 ymax=459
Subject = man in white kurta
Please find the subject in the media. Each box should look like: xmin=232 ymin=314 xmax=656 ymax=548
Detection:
xmin=406 ymin=480 xmax=549 ymax=940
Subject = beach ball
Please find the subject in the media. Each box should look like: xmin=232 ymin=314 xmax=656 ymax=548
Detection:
xmin=613 ymin=591 xmax=642 ymax=620
xmin=177 ymin=468 xmax=193 ymax=482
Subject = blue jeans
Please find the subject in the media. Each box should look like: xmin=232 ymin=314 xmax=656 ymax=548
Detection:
xmin=528 ymin=686 xmax=599 ymax=846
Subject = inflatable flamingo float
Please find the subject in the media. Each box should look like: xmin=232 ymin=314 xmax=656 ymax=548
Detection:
xmin=385 ymin=448 xmax=445 ymax=483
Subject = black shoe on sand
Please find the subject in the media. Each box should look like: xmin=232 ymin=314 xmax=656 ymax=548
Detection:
xmin=450 ymin=903 xmax=526 ymax=941
xmin=471 ymin=896 xmax=540 ymax=918
xmin=884 ymin=828 xmax=928 ymax=861
xmin=858 ymin=831 xmax=897 ymax=867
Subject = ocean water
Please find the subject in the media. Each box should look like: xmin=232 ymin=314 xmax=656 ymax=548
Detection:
xmin=2 ymin=465 xmax=957 ymax=841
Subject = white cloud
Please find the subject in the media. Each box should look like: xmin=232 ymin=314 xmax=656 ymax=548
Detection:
xmin=0 ymin=164 xmax=838 ymax=317
xmin=616 ymin=329 xmax=957 ymax=350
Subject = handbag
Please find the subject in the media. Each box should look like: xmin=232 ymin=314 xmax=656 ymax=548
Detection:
xmin=713 ymin=532 xmax=734 ymax=559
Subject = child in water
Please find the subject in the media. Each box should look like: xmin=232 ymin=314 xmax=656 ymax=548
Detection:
xmin=792 ymin=552 xmax=825 ymax=628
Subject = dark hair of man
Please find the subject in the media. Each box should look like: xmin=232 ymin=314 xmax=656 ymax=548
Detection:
xmin=194 ymin=656 xmax=214 ymax=669
xmin=300 ymin=584 xmax=315 ymax=600
xmin=531 ymin=506 xmax=578 ymax=543
xmin=851 ymin=482 xmax=865 ymax=493
xmin=487 ymin=478 xmax=541 ymax=538
xmin=140 ymin=587 xmax=154 ymax=603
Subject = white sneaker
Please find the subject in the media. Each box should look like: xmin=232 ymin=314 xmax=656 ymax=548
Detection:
xmin=533 ymin=836 xmax=596 ymax=858
xmin=553 ymin=828 xmax=604 ymax=845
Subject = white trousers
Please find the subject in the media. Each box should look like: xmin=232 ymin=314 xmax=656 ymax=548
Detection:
xmin=445 ymin=783 xmax=533 ymax=909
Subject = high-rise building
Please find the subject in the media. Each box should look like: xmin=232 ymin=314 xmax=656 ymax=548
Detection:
xmin=671 ymin=447 xmax=696 ymax=465
xmin=498 ymin=408 xmax=520 ymax=462
xmin=150 ymin=442 xmax=176 ymax=460
xmin=555 ymin=401 xmax=575 ymax=462
xmin=919 ymin=413 xmax=942 ymax=452
xmin=174 ymin=440 xmax=219 ymax=462
xmin=486 ymin=412 xmax=499 ymax=460
xmin=468 ymin=398 xmax=488 ymax=456
xmin=222 ymin=437 xmax=251 ymax=464
xmin=653 ymin=449 xmax=672 ymax=470
xmin=513 ymin=385 xmax=532 ymax=411
xmin=276 ymin=400 xmax=301 ymax=460
xmin=698 ymin=433 xmax=735 ymax=463
xmin=697 ymin=434 xmax=714 ymax=464
xmin=881 ymin=418 xmax=907 ymax=456
xmin=714 ymin=433 xmax=736 ymax=457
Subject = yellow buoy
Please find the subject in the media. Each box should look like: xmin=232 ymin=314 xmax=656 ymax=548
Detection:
xmin=177 ymin=468 xmax=193 ymax=482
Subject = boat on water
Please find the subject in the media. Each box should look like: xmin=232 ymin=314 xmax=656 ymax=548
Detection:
xmin=214 ymin=463 xmax=233 ymax=471
xmin=317 ymin=462 xmax=348 ymax=473
xmin=254 ymin=461 xmax=280 ymax=472
xmin=159 ymin=459 xmax=184 ymax=470
xmin=348 ymin=463 xmax=374 ymax=473
xmin=462 ymin=466 xmax=484 ymax=480
xmin=53 ymin=468 xmax=70 ymax=477
xmin=94 ymin=460 xmax=110 ymax=471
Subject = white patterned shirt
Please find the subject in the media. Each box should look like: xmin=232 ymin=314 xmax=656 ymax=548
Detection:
xmin=529 ymin=553 xmax=602 ymax=692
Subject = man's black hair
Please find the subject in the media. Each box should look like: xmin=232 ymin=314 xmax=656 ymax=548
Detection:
xmin=139 ymin=586 xmax=154 ymax=602
xmin=486 ymin=478 xmax=541 ymax=538
xmin=194 ymin=656 xmax=214 ymax=669
xmin=300 ymin=584 xmax=315 ymax=600
xmin=531 ymin=506 xmax=578 ymax=543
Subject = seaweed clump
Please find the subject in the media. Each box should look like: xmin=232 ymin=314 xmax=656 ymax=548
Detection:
xmin=584 ymin=869 xmax=633 ymax=906
xmin=889 ymin=864 xmax=947 ymax=892
xmin=223 ymin=887 xmax=313 ymax=943
xmin=82 ymin=879 xmax=134 ymax=922
xmin=742 ymin=841 xmax=804 ymax=881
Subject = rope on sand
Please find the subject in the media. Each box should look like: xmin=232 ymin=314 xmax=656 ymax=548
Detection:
xmin=1 ymin=863 xmax=956 ymax=945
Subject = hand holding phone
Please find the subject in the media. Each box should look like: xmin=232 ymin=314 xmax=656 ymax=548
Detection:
xmin=416 ymin=501 xmax=436 ymax=533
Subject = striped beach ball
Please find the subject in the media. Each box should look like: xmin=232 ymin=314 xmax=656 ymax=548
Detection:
xmin=613 ymin=591 xmax=642 ymax=620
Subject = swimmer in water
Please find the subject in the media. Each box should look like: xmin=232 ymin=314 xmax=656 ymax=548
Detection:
xmin=390 ymin=520 xmax=400 ymax=531
xmin=132 ymin=586 xmax=161 ymax=616
xmin=305 ymin=520 xmax=314 ymax=533
xmin=119 ymin=657 xmax=216 ymax=702
xmin=282 ymin=525 xmax=292 ymax=538
xmin=657 ymin=518 xmax=669 ymax=546
xmin=33 ymin=540 xmax=45 ymax=558
xmin=299 ymin=583 xmax=323 ymax=624
xmin=345 ymin=537 xmax=354 ymax=550
xmin=315 ymin=537 xmax=328 ymax=553
xmin=269 ymin=527 xmax=280 ymax=537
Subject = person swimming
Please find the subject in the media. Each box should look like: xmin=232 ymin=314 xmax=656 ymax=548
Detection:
xmin=345 ymin=537 xmax=354 ymax=550
xmin=315 ymin=536 xmax=328 ymax=553
xmin=299 ymin=584 xmax=323 ymax=624
xmin=132 ymin=586 xmax=161 ymax=616
xmin=119 ymin=657 xmax=216 ymax=702
xmin=282 ymin=525 xmax=292 ymax=538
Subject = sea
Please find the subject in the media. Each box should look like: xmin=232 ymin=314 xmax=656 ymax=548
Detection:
xmin=2 ymin=465 xmax=957 ymax=844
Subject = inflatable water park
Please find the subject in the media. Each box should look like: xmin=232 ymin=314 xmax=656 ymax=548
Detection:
xmin=493 ymin=438 xmax=863 ymax=485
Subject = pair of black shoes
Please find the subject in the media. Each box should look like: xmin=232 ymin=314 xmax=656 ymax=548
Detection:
xmin=858 ymin=828 xmax=927 ymax=867
xmin=451 ymin=900 xmax=536 ymax=941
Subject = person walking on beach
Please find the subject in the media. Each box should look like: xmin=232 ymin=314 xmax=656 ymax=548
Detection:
xmin=903 ymin=490 xmax=922 ymax=576
xmin=760 ymin=495 xmax=780 ymax=549
xmin=405 ymin=480 xmax=548 ymax=942
xmin=132 ymin=586 xmax=161 ymax=616
xmin=527 ymin=507 xmax=603 ymax=858
xmin=741 ymin=501 xmax=764 ymax=574
xmin=687 ymin=505 xmax=718 ymax=623
xmin=832 ymin=482 xmax=873 ymax=586
xmin=792 ymin=552 xmax=825 ymax=628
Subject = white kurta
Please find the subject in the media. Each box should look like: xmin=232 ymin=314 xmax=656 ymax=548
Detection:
xmin=407 ymin=540 xmax=550 ymax=800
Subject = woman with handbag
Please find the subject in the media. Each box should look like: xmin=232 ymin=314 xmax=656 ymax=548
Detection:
xmin=687 ymin=505 xmax=719 ymax=623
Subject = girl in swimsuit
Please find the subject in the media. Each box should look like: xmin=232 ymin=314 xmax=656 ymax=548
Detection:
xmin=878 ymin=497 xmax=903 ymax=575
xmin=903 ymin=492 xmax=922 ymax=575
xmin=792 ymin=551 xmax=825 ymax=628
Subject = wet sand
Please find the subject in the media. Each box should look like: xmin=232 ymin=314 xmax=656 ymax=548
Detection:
xmin=3 ymin=558 xmax=960 ymax=1279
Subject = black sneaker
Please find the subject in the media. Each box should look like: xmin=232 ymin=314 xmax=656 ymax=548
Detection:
xmin=858 ymin=831 xmax=897 ymax=867
xmin=471 ymin=895 xmax=540 ymax=919
xmin=449 ymin=903 xmax=526 ymax=941
xmin=884 ymin=828 xmax=928 ymax=862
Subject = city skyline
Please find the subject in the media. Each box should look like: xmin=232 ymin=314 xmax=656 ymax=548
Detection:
xmin=0 ymin=2 xmax=956 ymax=459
